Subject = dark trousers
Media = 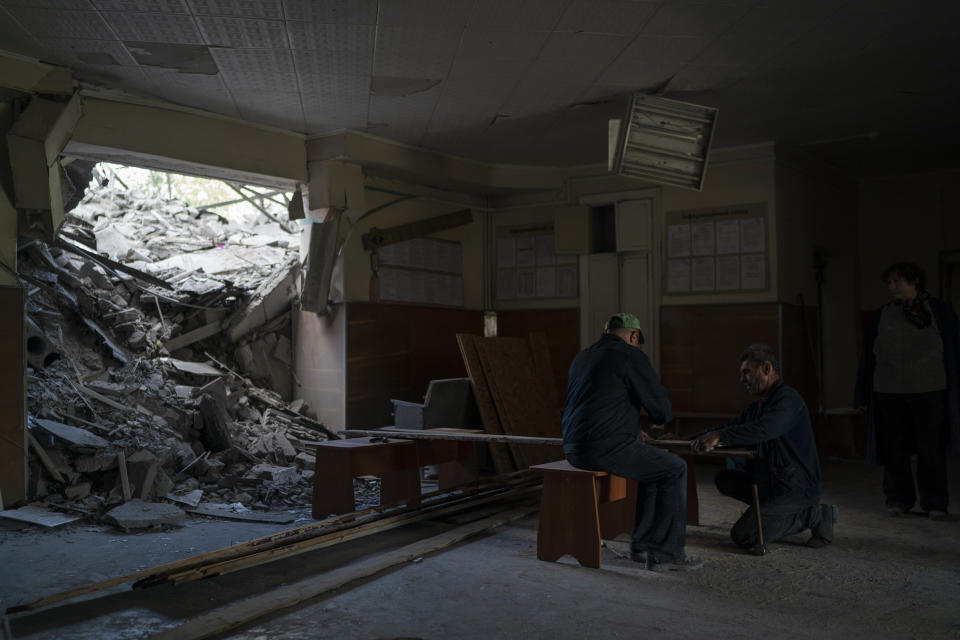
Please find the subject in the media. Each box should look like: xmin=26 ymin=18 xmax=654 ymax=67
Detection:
xmin=874 ymin=390 xmax=948 ymax=512
xmin=715 ymin=469 xmax=822 ymax=548
xmin=566 ymin=439 xmax=688 ymax=561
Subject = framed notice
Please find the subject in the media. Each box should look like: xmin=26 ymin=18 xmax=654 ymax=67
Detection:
xmin=378 ymin=237 xmax=464 ymax=307
xmin=495 ymin=225 xmax=578 ymax=301
xmin=663 ymin=202 xmax=769 ymax=295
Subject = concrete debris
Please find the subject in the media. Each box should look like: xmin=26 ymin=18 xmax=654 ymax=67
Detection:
xmin=104 ymin=499 xmax=187 ymax=530
xmin=18 ymin=182 xmax=335 ymax=525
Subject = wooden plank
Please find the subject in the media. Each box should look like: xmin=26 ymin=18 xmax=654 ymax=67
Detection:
xmin=474 ymin=337 xmax=562 ymax=468
xmin=339 ymin=429 xmax=562 ymax=446
xmin=6 ymin=474 xmax=535 ymax=614
xmin=164 ymin=320 xmax=223 ymax=353
xmin=117 ymin=451 xmax=132 ymax=502
xmin=26 ymin=433 xmax=65 ymax=483
xmin=148 ymin=504 xmax=536 ymax=640
xmin=455 ymin=334 xmax=516 ymax=473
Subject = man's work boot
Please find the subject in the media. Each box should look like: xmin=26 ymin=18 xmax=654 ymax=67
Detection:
xmin=886 ymin=503 xmax=910 ymax=517
xmin=629 ymin=550 xmax=649 ymax=568
xmin=648 ymin=555 xmax=704 ymax=572
xmin=807 ymin=504 xmax=839 ymax=548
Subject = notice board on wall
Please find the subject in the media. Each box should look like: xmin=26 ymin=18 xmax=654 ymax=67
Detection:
xmin=664 ymin=202 xmax=769 ymax=295
xmin=495 ymin=225 xmax=578 ymax=301
xmin=377 ymin=237 xmax=464 ymax=307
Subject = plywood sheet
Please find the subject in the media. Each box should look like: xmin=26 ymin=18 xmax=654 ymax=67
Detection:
xmin=474 ymin=337 xmax=562 ymax=468
xmin=456 ymin=334 xmax=516 ymax=474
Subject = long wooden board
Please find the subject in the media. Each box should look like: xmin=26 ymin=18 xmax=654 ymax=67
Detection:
xmin=148 ymin=504 xmax=537 ymax=640
xmin=456 ymin=334 xmax=516 ymax=473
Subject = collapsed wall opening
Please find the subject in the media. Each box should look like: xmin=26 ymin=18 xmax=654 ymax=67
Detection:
xmin=18 ymin=161 xmax=340 ymax=515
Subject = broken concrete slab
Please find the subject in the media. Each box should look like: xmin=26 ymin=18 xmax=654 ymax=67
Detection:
xmin=32 ymin=418 xmax=110 ymax=448
xmin=294 ymin=451 xmax=315 ymax=470
xmin=198 ymin=393 xmax=232 ymax=452
xmin=166 ymin=489 xmax=203 ymax=507
xmin=248 ymin=463 xmax=298 ymax=484
xmin=0 ymin=505 xmax=80 ymax=528
xmin=64 ymin=482 xmax=92 ymax=500
xmin=126 ymin=450 xmax=159 ymax=500
xmin=187 ymin=502 xmax=295 ymax=524
xmin=165 ymin=358 xmax=222 ymax=377
xmin=104 ymin=499 xmax=186 ymax=530
xmin=249 ymin=432 xmax=297 ymax=461
xmin=75 ymin=453 xmax=118 ymax=473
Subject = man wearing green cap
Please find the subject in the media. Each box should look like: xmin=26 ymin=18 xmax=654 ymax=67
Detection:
xmin=562 ymin=312 xmax=702 ymax=571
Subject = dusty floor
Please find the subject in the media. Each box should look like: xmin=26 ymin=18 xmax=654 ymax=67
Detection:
xmin=2 ymin=459 xmax=958 ymax=639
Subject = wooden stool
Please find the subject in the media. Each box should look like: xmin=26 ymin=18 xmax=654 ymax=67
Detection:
xmin=311 ymin=437 xmax=420 ymax=519
xmin=532 ymin=460 xmax=637 ymax=569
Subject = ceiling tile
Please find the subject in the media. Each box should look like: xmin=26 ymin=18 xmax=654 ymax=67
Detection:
xmin=691 ymin=37 xmax=786 ymax=67
xmin=369 ymin=89 xmax=442 ymax=128
xmin=91 ymin=0 xmax=189 ymax=11
xmin=598 ymin=61 xmax=683 ymax=87
xmin=303 ymin=94 xmax=369 ymax=129
xmin=466 ymin=0 xmax=569 ymax=30
xmin=664 ymin=63 xmax=747 ymax=93
xmin=642 ymin=3 xmax=746 ymax=38
xmin=37 ymin=38 xmax=138 ymax=66
xmin=102 ymin=11 xmax=203 ymax=43
xmin=722 ymin=4 xmax=826 ymax=42
xmin=617 ymin=35 xmax=709 ymax=65
xmin=210 ymin=47 xmax=294 ymax=74
xmin=556 ymin=0 xmax=659 ymax=35
xmin=292 ymin=46 xmax=371 ymax=76
xmin=196 ymin=16 xmax=287 ymax=47
xmin=457 ymin=29 xmax=549 ymax=59
xmin=222 ymin=72 xmax=299 ymax=93
xmin=75 ymin=65 xmax=159 ymax=94
xmin=286 ymin=22 xmax=374 ymax=52
xmin=540 ymin=31 xmax=631 ymax=62
xmin=378 ymin=0 xmax=473 ymax=28
xmin=282 ymin=0 xmax=377 ymax=24
xmin=448 ymin=57 xmax=529 ymax=82
xmin=186 ymin=0 xmax=283 ymax=19
xmin=373 ymin=27 xmax=462 ymax=78
xmin=2 ymin=0 xmax=94 ymax=8
xmin=299 ymin=73 xmax=370 ymax=95
xmin=5 ymin=8 xmax=114 ymax=39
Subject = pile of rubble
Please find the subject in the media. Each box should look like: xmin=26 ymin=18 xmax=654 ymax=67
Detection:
xmin=15 ymin=181 xmax=358 ymax=529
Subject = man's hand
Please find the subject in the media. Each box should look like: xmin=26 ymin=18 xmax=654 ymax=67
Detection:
xmin=692 ymin=431 xmax=721 ymax=453
xmin=637 ymin=430 xmax=653 ymax=443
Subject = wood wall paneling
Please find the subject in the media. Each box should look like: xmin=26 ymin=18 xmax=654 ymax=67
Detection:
xmin=0 ymin=286 xmax=26 ymax=506
xmin=345 ymin=303 xmax=482 ymax=428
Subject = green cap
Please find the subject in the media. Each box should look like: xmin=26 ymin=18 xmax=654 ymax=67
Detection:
xmin=604 ymin=312 xmax=644 ymax=343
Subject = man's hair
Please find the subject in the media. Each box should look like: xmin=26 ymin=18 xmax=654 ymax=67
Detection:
xmin=881 ymin=262 xmax=925 ymax=291
xmin=739 ymin=343 xmax=781 ymax=376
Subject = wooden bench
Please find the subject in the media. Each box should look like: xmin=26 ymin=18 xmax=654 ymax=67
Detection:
xmin=310 ymin=431 xmax=480 ymax=519
xmin=531 ymin=460 xmax=638 ymax=569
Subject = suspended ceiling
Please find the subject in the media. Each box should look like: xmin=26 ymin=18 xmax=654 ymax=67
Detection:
xmin=1 ymin=0 xmax=959 ymax=176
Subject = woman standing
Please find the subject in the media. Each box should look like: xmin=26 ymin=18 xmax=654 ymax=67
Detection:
xmin=855 ymin=262 xmax=959 ymax=520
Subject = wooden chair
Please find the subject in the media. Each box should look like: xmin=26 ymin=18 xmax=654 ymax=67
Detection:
xmin=531 ymin=460 xmax=637 ymax=569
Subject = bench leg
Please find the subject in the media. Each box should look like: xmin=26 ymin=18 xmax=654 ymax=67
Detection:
xmin=537 ymin=475 xmax=602 ymax=569
xmin=680 ymin=454 xmax=699 ymax=526
xmin=380 ymin=467 xmax=422 ymax=507
xmin=437 ymin=442 xmax=478 ymax=492
xmin=312 ymin=450 xmax=356 ymax=519
xmin=750 ymin=483 xmax=766 ymax=556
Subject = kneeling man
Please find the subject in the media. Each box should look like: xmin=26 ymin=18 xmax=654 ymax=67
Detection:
xmin=692 ymin=344 xmax=838 ymax=549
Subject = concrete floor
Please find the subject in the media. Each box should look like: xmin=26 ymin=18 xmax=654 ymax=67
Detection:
xmin=2 ymin=459 xmax=958 ymax=639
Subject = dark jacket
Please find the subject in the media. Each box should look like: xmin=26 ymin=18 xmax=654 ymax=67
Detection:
xmin=562 ymin=333 xmax=672 ymax=455
xmin=700 ymin=380 xmax=821 ymax=507
xmin=854 ymin=295 xmax=960 ymax=463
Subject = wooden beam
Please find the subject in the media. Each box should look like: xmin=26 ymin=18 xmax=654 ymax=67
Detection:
xmin=148 ymin=504 xmax=537 ymax=640
xmin=5 ymin=473 xmax=536 ymax=614
xmin=340 ymin=429 xmax=563 ymax=446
